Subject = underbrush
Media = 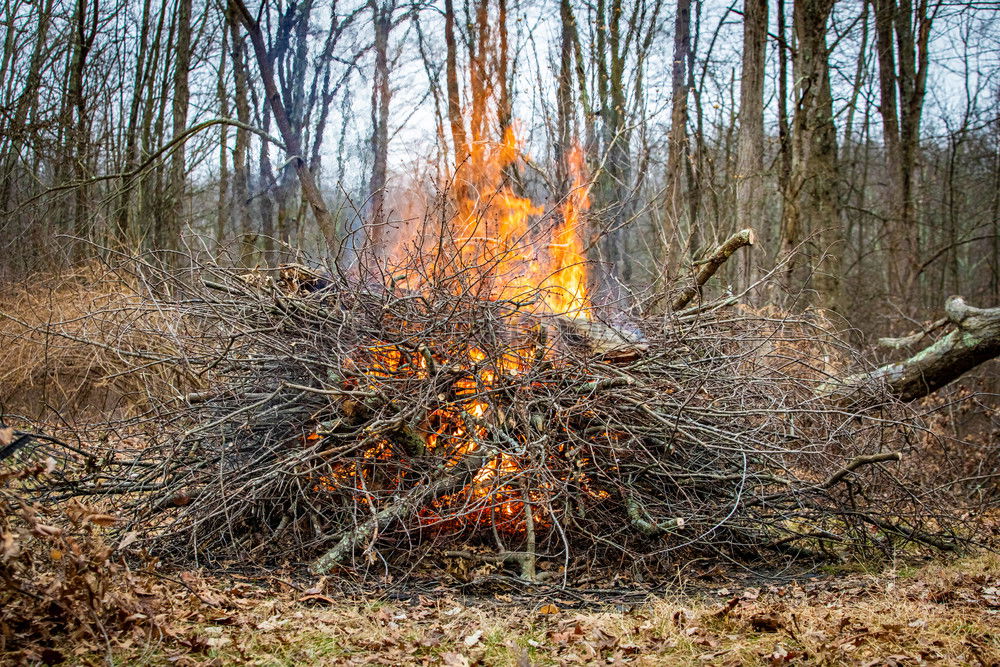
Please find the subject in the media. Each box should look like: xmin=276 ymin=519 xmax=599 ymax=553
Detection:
xmin=0 ymin=263 xmax=204 ymax=419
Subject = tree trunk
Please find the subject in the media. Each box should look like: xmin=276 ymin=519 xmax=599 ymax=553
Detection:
xmin=365 ymin=0 xmax=392 ymax=264
xmin=783 ymin=0 xmax=842 ymax=312
xmin=872 ymin=0 xmax=933 ymax=304
xmin=591 ymin=0 xmax=633 ymax=290
xmin=444 ymin=0 xmax=467 ymax=167
xmin=775 ymin=0 xmax=792 ymax=251
xmin=230 ymin=0 xmax=341 ymax=260
xmin=68 ymin=0 xmax=96 ymax=257
xmin=665 ymin=0 xmax=692 ymax=257
xmin=555 ymin=0 xmax=575 ymax=196
xmin=734 ymin=0 xmax=768 ymax=292
xmin=216 ymin=24 xmax=231 ymax=251
xmin=227 ymin=6 xmax=253 ymax=266
xmin=165 ymin=0 xmax=192 ymax=257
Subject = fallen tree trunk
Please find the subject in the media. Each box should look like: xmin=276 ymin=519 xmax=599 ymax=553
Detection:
xmin=826 ymin=296 xmax=1000 ymax=402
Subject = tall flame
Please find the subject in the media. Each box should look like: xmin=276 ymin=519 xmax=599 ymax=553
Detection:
xmin=540 ymin=143 xmax=590 ymax=317
xmin=391 ymin=125 xmax=592 ymax=319
xmin=323 ymin=129 xmax=598 ymax=531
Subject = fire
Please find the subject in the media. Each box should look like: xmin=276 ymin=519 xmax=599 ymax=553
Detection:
xmin=314 ymin=127 xmax=599 ymax=536
xmin=391 ymin=125 xmax=592 ymax=320
xmin=540 ymin=144 xmax=591 ymax=317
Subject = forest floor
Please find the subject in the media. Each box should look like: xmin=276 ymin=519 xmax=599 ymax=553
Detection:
xmin=15 ymin=553 xmax=1000 ymax=666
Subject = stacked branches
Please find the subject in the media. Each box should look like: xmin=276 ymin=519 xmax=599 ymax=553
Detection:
xmin=42 ymin=253 xmax=957 ymax=581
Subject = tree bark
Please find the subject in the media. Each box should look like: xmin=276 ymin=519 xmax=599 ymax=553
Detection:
xmin=365 ymin=0 xmax=393 ymax=264
xmin=590 ymin=0 xmax=635 ymax=289
xmin=166 ymin=0 xmax=192 ymax=257
xmin=872 ymin=0 xmax=933 ymax=303
xmin=444 ymin=0 xmax=467 ymax=167
xmin=555 ymin=0 xmax=575 ymax=196
xmin=783 ymin=0 xmax=842 ymax=312
xmin=68 ymin=0 xmax=97 ymax=256
xmin=734 ymin=0 xmax=768 ymax=291
xmin=665 ymin=0 xmax=692 ymax=256
xmin=227 ymin=7 xmax=254 ymax=266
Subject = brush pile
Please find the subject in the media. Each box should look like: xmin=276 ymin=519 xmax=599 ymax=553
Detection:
xmin=27 ymin=255 xmax=953 ymax=582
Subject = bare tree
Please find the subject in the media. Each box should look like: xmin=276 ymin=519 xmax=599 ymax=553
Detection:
xmin=782 ymin=0 xmax=843 ymax=312
xmin=872 ymin=0 xmax=936 ymax=303
xmin=229 ymin=0 xmax=341 ymax=259
xmin=364 ymin=0 xmax=396 ymax=262
xmin=665 ymin=0 xmax=692 ymax=257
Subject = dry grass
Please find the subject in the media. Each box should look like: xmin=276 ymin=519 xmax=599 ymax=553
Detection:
xmin=0 ymin=263 xmax=204 ymax=419
xmin=8 ymin=554 xmax=996 ymax=665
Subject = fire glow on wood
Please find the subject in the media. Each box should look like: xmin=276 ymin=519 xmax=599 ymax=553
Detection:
xmin=312 ymin=128 xmax=598 ymax=534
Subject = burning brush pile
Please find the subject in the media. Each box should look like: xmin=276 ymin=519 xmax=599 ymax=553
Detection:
xmin=35 ymin=135 xmax=961 ymax=583
xmin=76 ymin=146 xmax=963 ymax=581
xmin=100 ymin=253 xmax=960 ymax=581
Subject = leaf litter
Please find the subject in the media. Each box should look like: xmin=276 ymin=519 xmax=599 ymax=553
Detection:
xmin=4 ymin=550 xmax=1000 ymax=665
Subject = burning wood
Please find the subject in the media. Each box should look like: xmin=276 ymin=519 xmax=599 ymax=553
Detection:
xmin=26 ymin=134 xmax=968 ymax=581
xmin=81 ymin=247 xmax=962 ymax=579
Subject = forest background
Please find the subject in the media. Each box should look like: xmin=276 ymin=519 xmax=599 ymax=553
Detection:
xmin=1 ymin=0 xmax=997 ymax=338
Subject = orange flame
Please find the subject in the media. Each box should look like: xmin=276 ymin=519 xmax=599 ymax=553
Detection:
xmin=391 ymin=125 xmax=592 ymax=320
xmin=315 ymin=129 xmax=598 ymax=532
xmin=540 ymin=143 xmax=591 ymax=317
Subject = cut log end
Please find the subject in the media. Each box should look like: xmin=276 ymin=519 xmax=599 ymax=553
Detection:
xmin=672 ymin=228 xmax=756 ymax=311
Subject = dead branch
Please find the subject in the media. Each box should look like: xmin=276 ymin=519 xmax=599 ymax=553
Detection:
xmin=878 ymin=318 xmax=948 ymax=350
xmin=310 ymin=443 xmax=499 ymax=574
xmin=824 ymin=296 xmax=1000 ymax=402
xmin=21 ymin=254 xmax=968 ymax=580
xmin=672 ymin=228 xmax=756 ymax=310
xmin=821 ymin=452 xmax=902 ymax=489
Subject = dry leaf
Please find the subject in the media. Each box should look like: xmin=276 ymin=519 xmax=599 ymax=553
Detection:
xmin=1 ymin=531 xmax=17 ymax=560
xmin=34 ymin=524 xmax=62 ymax=537
xmin=749 ymin=612 xmax=783 ymax=632
xmin=440 ymin=652 xmax=471 ymax=667
xmin=39 ymin=647 xmax=64 ymax=666
xmin=0 ymin=426 xmax=14 ymax=447
xmin=87 ymin=513 xmax=118 ymax=527
xmin=117 ymin=530 xmax=140 ymax=551
xmin=464 ymin=629 xmax=483 ymax=647
xmin=302 ymin=577 xmax=327 ymax=595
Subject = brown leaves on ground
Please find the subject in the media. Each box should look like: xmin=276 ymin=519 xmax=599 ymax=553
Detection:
xmin=4 ymin=553 xmax=999 ymax=665
xmin=2 ymin=462 xmax=157 ymax=660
